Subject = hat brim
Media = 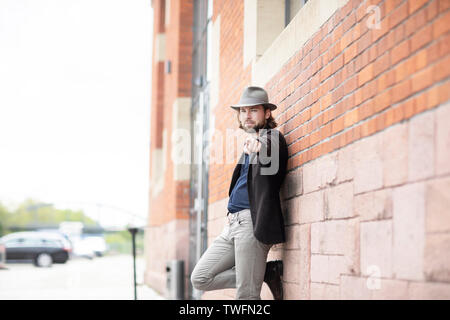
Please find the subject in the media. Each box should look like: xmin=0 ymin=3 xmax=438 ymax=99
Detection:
xmin=230 ymin=102 xmax=277 ymax=111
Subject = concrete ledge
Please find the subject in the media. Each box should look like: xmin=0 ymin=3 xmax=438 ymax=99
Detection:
xmin=252 ymin=0 xmax=348 ymax=87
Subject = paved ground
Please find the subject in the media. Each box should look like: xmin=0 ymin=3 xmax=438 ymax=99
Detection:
xmin=0 ymin=254 xmax=165 ymax=300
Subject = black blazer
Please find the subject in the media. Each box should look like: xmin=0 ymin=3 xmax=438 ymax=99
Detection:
xmin=228 ymin=129 xmax=289 ymax=244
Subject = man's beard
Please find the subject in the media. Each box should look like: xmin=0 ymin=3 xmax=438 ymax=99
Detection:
xmin=242 ymin=119 xmax=266 ymax=133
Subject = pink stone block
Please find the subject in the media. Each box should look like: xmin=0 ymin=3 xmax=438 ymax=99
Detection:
xmin=285 ymin=225 xmax=301 ymax=250
xmin=303 ymin=153 xmax=338 ymax=193
xmin=311 ymin=219 xmax=359 ymax=259
xmin=310 ymin=282 xmax=340 ymax=300
xmin=382 ymin=122 xmax=408 ymax=187
xmin=284 ymin=196 xmax=301 ymax=225
xmin=310 ymin=255 xmax=329 ymax=283
xmin=311 ymin=254 xmax=347 ymax=285
xmin=318 ymin=152 xmax=338 ymax=187
xmin=299 ymin=224 xmax=311 ymax=300
xmin=337 ymin=143 xmax=355 ymax=183
xmin=393 ymin=183 xmax=425 ymax=281
xmin=425 ymin=233 xmax=450 ymax=282
xmin=326 ymin=181 xmax=354 ymax=219
xmin=360 ymin=220 xmax=393 ymax=278
xmin=409 ymin=281 xmax=450 ymax=299
xmin=340 ymin=275 xmax=373 ymax=300
xmin=371 ymin=279 xmax=409 ymax=300
xmin=303 ymin=160 xmax=322 ymax=194
xmin=408 ymin=111 xmax=434 ymax=181
xmin=299 ymin=190 xmax=325 ymax=223
xmin=311 ymin=219 xmax=360 ymax=277
xmin=353 ymin=134 xmax=383 ymax=194
xmin=426 ymin=176 xmax=450 ymax=233
xmin=354 ymin=188 xmax=393 ymax=221
xmin=436 ymin=101 xmax=450 ymax=175
xmin=283 ymin=282 xmax=303 ymax=300
xmin=282 ymin=168 xmax=303 ymax=199
xmin=284 ymin=250 xmax=301 ymax=283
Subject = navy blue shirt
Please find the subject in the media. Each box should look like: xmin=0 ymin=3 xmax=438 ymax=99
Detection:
xmin=227 ymin=153 xmax=250 ymax=213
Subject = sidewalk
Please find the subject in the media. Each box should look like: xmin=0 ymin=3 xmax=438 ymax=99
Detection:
xmin=136 ymin=283 xmax=166 ymax=300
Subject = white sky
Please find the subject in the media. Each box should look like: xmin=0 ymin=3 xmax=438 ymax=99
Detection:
xmin=0 ymin=0 xmax=153 ymax=228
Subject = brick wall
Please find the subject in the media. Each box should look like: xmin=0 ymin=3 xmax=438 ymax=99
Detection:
xmin=208 ymin=0 xmax=252 ymax=205
xmin=145 ymin=0 xmax=193 ymax=297
xmin=204 ymin=0 xmax=450 ymax=300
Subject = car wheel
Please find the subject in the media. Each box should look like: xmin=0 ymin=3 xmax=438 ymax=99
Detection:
xmin=35 ymin=253 xmax=53 ymax=268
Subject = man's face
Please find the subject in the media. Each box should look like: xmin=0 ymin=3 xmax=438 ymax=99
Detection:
xmin=238 ymin=105 xmax=270 ymax=133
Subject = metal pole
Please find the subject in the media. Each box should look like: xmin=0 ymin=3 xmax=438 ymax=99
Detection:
xmin=128 ymin=227 xmax=138 ymax=300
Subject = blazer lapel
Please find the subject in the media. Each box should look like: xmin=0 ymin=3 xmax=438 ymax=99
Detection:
xmin=229 ymin=152 xmax=245 ymax=196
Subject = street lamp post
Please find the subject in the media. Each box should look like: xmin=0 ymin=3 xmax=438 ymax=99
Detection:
xmin=128 ymin=227 xmax=138 ymax=300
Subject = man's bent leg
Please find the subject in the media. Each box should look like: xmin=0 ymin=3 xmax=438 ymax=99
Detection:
xmin=190 ymin=226 xmax=236 ymax=291
xmin=233 ymin=211 xmax=272 ymax=300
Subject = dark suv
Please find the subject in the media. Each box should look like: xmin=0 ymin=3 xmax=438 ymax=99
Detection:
xmin=0 ymin=232 xmax=71 ymax=267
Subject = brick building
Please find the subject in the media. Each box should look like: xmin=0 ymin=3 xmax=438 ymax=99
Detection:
xmin=145 ymin=0 xmax=450 ymax=299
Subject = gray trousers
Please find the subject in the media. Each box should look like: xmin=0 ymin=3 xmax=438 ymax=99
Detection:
xmin=190 ymin=209 xmax=272 ymax=300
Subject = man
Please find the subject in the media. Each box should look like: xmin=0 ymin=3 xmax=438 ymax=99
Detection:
xmin=191 ymin=86 xmax=288 ymax=300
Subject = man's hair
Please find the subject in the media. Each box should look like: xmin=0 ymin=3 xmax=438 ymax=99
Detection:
xmin=237 ymin=105 xmax=278 ymax=130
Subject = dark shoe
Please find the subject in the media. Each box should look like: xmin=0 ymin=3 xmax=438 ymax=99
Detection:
xmin=264 ymin=260 xmax=283 ymax=300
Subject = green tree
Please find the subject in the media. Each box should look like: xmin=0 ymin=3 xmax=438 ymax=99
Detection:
xmin=2 ymin=198 xmax=98 ymax=234
xmin=0 ymin=202 xmax=10 ymax=237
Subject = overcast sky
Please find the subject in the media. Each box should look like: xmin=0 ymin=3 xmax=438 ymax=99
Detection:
xmin=0 ymin=0 xmax=153 ymax=228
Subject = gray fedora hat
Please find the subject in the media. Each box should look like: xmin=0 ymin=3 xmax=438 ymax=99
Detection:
xmin=230 ymin=86 xmax=277 ymax=111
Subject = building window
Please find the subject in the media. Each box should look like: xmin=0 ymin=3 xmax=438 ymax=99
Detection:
xmin=243 ymin=0 xmax=310 ymax=67
xmin=285 ymin=0 xmax=308 ymax=26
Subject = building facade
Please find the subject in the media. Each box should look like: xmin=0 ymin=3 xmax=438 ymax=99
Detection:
xmin=146 ymin=0 xmax=450 ymax=299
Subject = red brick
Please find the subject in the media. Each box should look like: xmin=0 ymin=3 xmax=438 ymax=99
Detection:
xmin=411 ymin=65 xmax=434 ymax=93
xmin=414 ymin=48 xmax=428 ymax=71
xmin=426 ymin=0 xmax=439 ymax=21
xmin=433 ymin=10 xmax=450 ymax=38
xmin=391 ymin=40 xmax=410 ymax=65
xmin=408 ymin=0 xmax=429 ymax=14
xmin=405 ymin=5 xmax=427 ymax=37
xmin=411 ymin=24 xmax=433 ymax=54
xmin=372 ymin=16 xmax=389 ymax=42
xmin=374 ymin=89 xmax=392 ymax=113
xmin=433 ymin=55 xmax=450 ymax=82
xmin=385 ymin=0 xmax=403 ymax=13
xmin=358 ymin=63 xmax=374 ymax=86
xmin=340 ymin=28 xmax=354 ymax=51
xmin=392 ymin=79 xmax=412 ymax=103
xmin=439 ymin=0 xmax=450 ymax=12
xmin=388 ymin=1 xmax=408 ymax=29
xmin=373 ymin=52 xmax=390 ymax=77
xmin=357 ymin=30 xmax=372 ymax=56
xmin=361 ymin=79 xmax=377 ymax=102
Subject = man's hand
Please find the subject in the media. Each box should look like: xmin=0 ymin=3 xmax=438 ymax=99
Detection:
xmin=244 ymin=136 xmax=261 ymax=154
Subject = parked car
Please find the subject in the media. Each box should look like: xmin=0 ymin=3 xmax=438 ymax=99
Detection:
xmin=81 ymin=235 xmax=108 ymax=257
xmin=0 ymin=232 xmax=71 ymax=267
xmin=71 ymin=236 xmax=96 ymax=260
